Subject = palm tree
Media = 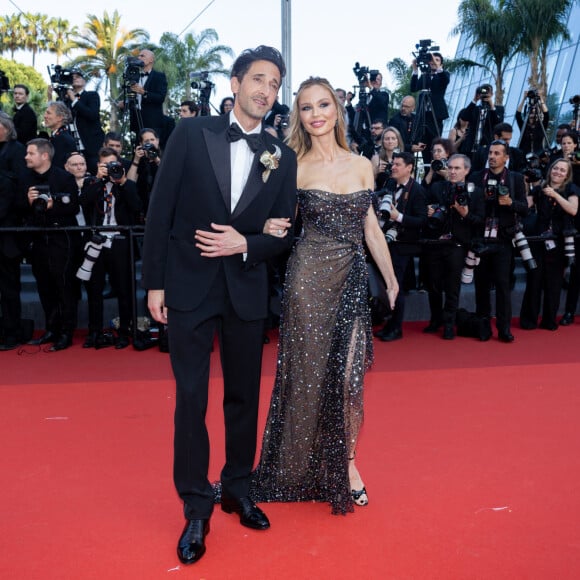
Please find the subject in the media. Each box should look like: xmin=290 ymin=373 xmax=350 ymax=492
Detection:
xmin=45 ymin=17 xmax=78 ymax=65
xmin=504 ymin=0 xmax=575 ymax=95
xmin=0 ymin=14 xmax=26 ymax=60
xmin=67 ymin=10 xmax=149 ymax=131
xmin=22 ymin=13 xmax=51 ymax=67
xmin=451 ymin=0 xmax=521 ymax=106
xmin=157 ymin=29 xmax=233 ymax=109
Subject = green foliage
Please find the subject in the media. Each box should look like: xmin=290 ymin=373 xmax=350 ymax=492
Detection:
xmin=0 ymin=57 xmax=47 ymax=115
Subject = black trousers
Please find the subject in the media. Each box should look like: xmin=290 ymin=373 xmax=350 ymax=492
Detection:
xmin=474 ymin=241 xmax=514 ymax=332
xmin=427 ymin=244 xmax=467 ymax=325
xmin=520 ymin=243 xmax=565 ymax=328
xmin=29 ymin=233 xmax=80 ymax=335
xmin=85 ymin=236 xmax=133 ymax=334
xmin=168 ymin=267 xmax=265 ymax=520
xmin=384 ymin=246 xmax=411 ymax=333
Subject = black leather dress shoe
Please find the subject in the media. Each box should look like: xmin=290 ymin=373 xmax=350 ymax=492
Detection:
xmin=50 ymin=334 xmax=73 ymax=351
xmin=498 ymin=330 xmax=515 ymax=343
xmin=379 ymin=328 xmax=403 ymax=342
xmin=559 ymin=312 xmax=575 ymax=326
xmin=221 ymin=496 xmax=270 ymax=530
xmin=443 ymin=324 xmax=455 ymax=340
xmin=115 ymin=334 xmax=130 ymax=349
xmin=28 ymin=331 xmax=56 ymax=346
xmin=423 ymin=321 xmax=442 ymax=334
xmin=177 ymin=519 xmax=209 ymax=565
xmin=0 ymin=336 xmax=20 ymax=351
xmin=83 ymin=332 xmax=97 ymax=348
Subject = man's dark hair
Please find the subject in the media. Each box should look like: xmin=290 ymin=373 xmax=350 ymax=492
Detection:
xmin=180 ymin=100 xmax=199 ymax=114
xmin=393 ymin=151 xmax=415 ymax=166
xmin=98 ymin=146 xmax=121 ymax=161
xmin=493 ymin=122 xmax=513 ymax=136
xmin=13 ymin=84 xmax=30 ymax=95
xmin=431 ymin=52 xmax=444 ymax=65
xmin=231 ymin=45 xmax=286 ymax=81
xmin=490 ymin=139 xmax=510 ymax=155
xmin=104 ymin=131 xmax=123 ymax=143
xmin=562 ymin=131 xmax=579 ymax=146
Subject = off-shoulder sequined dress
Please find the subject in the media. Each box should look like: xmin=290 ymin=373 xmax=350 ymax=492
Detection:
xmin=252 ymin=188 xmax=374 ymax=515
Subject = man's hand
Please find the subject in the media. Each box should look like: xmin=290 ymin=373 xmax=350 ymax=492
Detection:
xmin=498 ymin=195 xmax=513 ymax=207
xmin=148 ymin=289 xmax=167 ymax=324
xmin=195 ymin=223 xmax=248 ymax=257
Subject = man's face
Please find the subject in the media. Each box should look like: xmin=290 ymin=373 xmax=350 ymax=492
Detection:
xmin=104 ymin=139 xmax=123 ymax=155
xmin=370 ymin=123 xmax=384 ymax=139
xmin=138 ymin=50 xmax=154 ymax=69
xmin=72 ymin=74 xmax=85 ymax=90
xmin=65 ymin=153 xmax=87 ymax=178
xmin=25 ymin=145 xmax=47 ymax=170
xmin=179 ymin=105 xmax=196 ymax=118
xmin=400 ymin=98 xmax=414 ymax=116
xmin=13 ymin=87 xmax=28 ymax=105
xmin=556 ymin=129 xmax=568 ymax=144
xmin=447 ymin=158 xmax=469 ymax=184
xmin=43 ymin=106 xmax=61 ymax=130
xmin=231 ymin=60 xmax=281 ymax=128
xmin=429 ymin=55 xmax=442 ymax=70
xmin=370 ymin=73 xmax=382 ymax=89
xmin=496 ymin=131 xmax=512 ymax=146
xmin=391 ymin=157 xmax=412 ymax=183
xmin=488 ymin=144 xmax=509 ymax=172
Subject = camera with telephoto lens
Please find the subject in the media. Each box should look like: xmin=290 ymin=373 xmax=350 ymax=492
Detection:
xmin=476 ymin=85 xmax=492 ymax=108
xmin=461 ymin=250 xmax=481 ymax=284
xmin=523 ymin=153 xmax=544 ymax=183
xmin=141 ymin=142 xmax=159 ymax=160
xmin=76 ymin=233 xmax=107 ymax=282
xmin=563 ymin=227 xmax=577 ymax=266
xmin=123 ymin=57 xmax=144 ymax=86
xmin=431 ymin=158 xmax=448 ymax=172
xmin=32 ymin=184 xmax=52 ymax=213
xmin=105 ymin=161 xmax=125 ymax=180
xmin=189 ymin=71 xmax=213 ymax=91
xmin=526 ymin=88 xmax=540 ymax=104
xmin=570 ymin=95 xmax=580 ymax=105
xmin=448 ymin=182 xmax=474 ymax=207
xmin=484 ymin=179 xmax=509 ymax=202
xmin=512 ymin=225 xmax=537 ymax=272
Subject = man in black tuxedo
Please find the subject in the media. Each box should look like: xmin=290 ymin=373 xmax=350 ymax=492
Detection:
xmin=64 ymin=72 xmax=104 ymax=174
xmin=142 ymin=46 xmax=297 ymax=565
xmin=12 ymin=84 xmax=37 ymax=145
xmin=127 ymin=49 xmax=167 ymax=140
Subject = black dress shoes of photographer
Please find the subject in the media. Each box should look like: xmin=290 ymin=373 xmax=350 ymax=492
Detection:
xmin=50 ymin=333 xmax=73 ymax=351
xmin=498 ymin=330 xmax=515 ymax=343
xmin=28 ymin=331 xmax=56 ymax=346
xmin=377 ymin=328 xmax=403 ymax=342
xmin=560 ymin=312 xmax=575 ymax=326
xmin=221 ymin=495 xmax=270 ymax=530
xmin=177 ymin=518 xmax=210 ymax=565
xmin=114 ymin=334 xmax=130 ymax=349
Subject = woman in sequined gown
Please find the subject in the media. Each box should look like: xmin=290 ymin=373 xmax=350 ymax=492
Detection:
xmin=252 ymin=78 xmax=398 ymax=514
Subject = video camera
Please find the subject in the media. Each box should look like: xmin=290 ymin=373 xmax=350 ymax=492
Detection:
xmin=412 ymin=39 xmax=440 ymax=73
xmin=476 ymin=85 xmax=492 ymax=108
xmin=526 ymin=88 xmax=540 ymax=104
xmin=189 ymin=72 xmax=214 ymax=116
xmin=123 ymin=57 xmax=145 ymax=86
xmin=47 ymin=65 xmax=79 ymax=101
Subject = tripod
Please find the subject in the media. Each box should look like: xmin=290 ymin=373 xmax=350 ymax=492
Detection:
xmin=411 ymin=88 xmax=440 ymax=147
xmin=517 ymin=97 xmax=549 ymax=153
xmin=351 ymin=85 xmax=373 ymax=156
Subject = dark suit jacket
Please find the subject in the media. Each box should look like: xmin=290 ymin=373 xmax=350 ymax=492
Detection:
xmin=131 ymin=70 xmax=168 ymax=132
xmin=368 ymin=89 xmax=390 ymax=124
xmin=410 ymin=70 xmax=450 ymax=122
xmin=13 ymin=103 xmax=38 ymax=145
xmin=392 ymin=178 xmax=428 ymax=255
xmin=69 ymin=91 xmax=105 ymax=159
xmin=141 ymin=115 xmax=297 ymax=321
xmin=0 ymin=172 xmax=23 ymax=258
xmin=50 ymin=127 xmax=77 ymax=169
xmin=81 ymin=178 xmax=142 ymax=227
xmin=388 ymin=112 xmax=416 ymax=151
xmin=462 ymin=102 xmax=503 ymax=153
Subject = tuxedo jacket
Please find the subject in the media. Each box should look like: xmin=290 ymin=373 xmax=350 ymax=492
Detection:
xmin=141 ymin=114 xmax=297 ymax=321
xmin=131 ymin=70 xmax=168 ymax=132
xmin=81 ymin=177 xmax=142 ymax=227
xmin=13 ymin=103 xmax=38 ymax=145
xmin=410 ymin=70 xmax=450 ymax=122
xmin=50 ymin=127 xmax=77 ymax=169
xmin=70 ymin=91 xmax=105 ymax=158
xmin=392 ymin=179 xmax=428 ymax=255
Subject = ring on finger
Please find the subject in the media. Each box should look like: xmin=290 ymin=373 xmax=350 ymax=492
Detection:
xmin=277 ymin=229 xmax=283 ymax=236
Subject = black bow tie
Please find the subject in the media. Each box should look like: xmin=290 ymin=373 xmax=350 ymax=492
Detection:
xmin=140 ymin=72 xmax=149 ymax=78
xmin=226 ymin=122 xmax=262 ymax=152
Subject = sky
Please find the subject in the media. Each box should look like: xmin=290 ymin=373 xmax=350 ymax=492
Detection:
xmin=8 ymin=0 xmax=462 ymax=109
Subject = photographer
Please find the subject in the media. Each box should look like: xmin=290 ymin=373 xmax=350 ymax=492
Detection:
xmin=520 ymin=158 xmax=578 ymax=331
xmin=22 ymin=138 xmax=80 ymax=351
xmin=463 ymin=84 xmax=504 ymax=155
xmin=472 ymin=123 xmax=526 ymax=173
xmin=470 ymin=140 xmax=529 ymax=342
xmin=371 ymin=126 xmax=404 ymax=190
xmin=367 ymin=71 xmax=390 ymax=125
xmin=43 ymin=101 xmax=76 ymax=169
xmin=424 ymin=154 xmax=484 ymax=338
xmin=421 ymin=137 xmax=455 ymax=190
xmin=126 ymin=128 xmax=161 ymax=221
xmin=12 ymin=84 xmax=38 ymax=145
xmin=516 ymin=89 xmax=549 ymax=156
xmin=374 ymin=151 xmax=427 ymax=341
xmin=80 ymin=147 xmax=142 ymax=349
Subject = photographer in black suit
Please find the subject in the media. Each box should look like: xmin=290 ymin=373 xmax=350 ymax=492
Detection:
xmin=80 ymin=147 xmax=142 ymax=349
xmin=463 ymin=84 xmax=504 ymax=155
xmin=470 ymin=140 xmax=529 ymax=342
xmin=367 ymin=71 xmax=390 ymax=125
xmin=64 ymin=72 xmax=104 ymax=173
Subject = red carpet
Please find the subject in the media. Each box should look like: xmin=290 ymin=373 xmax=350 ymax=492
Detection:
xmin=2 ymin=323 xmax=580 ymax=579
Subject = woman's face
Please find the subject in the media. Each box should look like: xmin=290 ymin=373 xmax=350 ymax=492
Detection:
xmin=561 ymin=136 xmax=576 ymax=156
xmin=298 ymin=84 xmax=338 ymax=138
xmin=431 ymin=144 xmax=447 ymax=160
xmin=382 ymin=130 xmax=399 ymax=152
xmin=549 ymin=161 xmax=569 ymax=187
xmin=222 ymin=99 xmax=234 ymax=114
xmin=141 ymin=131 xmax=159 ymax=148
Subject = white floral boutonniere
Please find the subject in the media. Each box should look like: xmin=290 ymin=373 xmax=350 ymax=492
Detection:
xmin=259 ymin=145 xmax=281 ymax=183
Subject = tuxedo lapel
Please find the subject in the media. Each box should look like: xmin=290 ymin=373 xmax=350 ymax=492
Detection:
xmin=203 ymin=118 xmax=231 ymax=211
